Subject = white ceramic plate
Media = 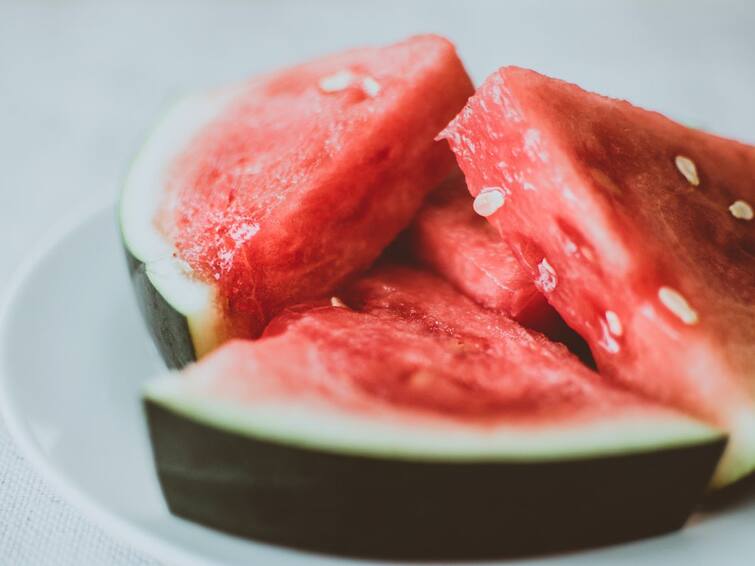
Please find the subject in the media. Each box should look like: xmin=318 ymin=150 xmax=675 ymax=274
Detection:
xmin=1 ymin=202 xmax=753 ymax=566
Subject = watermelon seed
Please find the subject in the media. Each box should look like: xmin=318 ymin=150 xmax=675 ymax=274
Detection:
xmin=598 ymin=319 xmax=621 ymax=354
xmin=605 ymin=310 xmax=623 ymax=336
xmin=729 ymin=199 xmax=754 ymax=221
xmin=658 ymin=286 xmax=699 ymax=325
xmin=319 ymin=70 xmax=355 ymax=93
xmin=674 ymin=155 xmax=700 ymax=186
xmin=330 ymin=296 xmax=349 ymax=308
xmin=473 ymin=188 xmax=505 ymax=217
xmin=361 ymin=76 xmax=381 ymax=97
xmin=536 ymin=258 xmax=558 ymax=293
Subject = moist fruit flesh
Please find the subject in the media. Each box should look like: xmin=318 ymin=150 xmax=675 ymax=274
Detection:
xmin=440 ymin=66 xmax=755 ymax=486
xmin=408 ymin=171 xmax=557 ymax=330
xmin=406 ymin=173 xmax=592 ymax=364
xmin=120 ymin=34 xmax=474 ymax=366
xmin=164 ymin=35 xmax=473 ymax=338
xmin=144 ymin=264 xmax=723 ymax=557
xmin=259 ymin=265 xmax=638 ymax=420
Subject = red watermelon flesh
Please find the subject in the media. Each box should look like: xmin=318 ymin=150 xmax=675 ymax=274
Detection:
xmin=187 ymin=264 xmax=694 ymax=430
xmin=160 ymin=35 xmax=473 ymax=338
xmin=408 ymin=171 xmax=556 ymax=329
xmin=440 ymin=66 xmax=755 ymax=486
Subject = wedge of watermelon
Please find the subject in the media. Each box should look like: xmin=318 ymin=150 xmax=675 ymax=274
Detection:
xmin=120 ymin=35 xmax=473 ymax=368
xmin=441 ymin=66 xmax=755 ymax=487
xmin=408 ymin=171 xmax=555 ymax=328
xmin=144 ymin=265 xmax=723 ymax=558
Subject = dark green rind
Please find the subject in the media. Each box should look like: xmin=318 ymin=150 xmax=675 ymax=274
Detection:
xmin=124 ymin=247 xmax=196 ymax=369
xmin=146 ymin=401 xmax=725 ymax=559
xmin=704 ymin=469 xmax=755 ymax=510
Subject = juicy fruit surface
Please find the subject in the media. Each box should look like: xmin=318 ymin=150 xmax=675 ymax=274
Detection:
xmin=408 ymin=172 xmax=555 ymax=328
xmin=160 ymin=35 xmax=473 ymax=338
xmin=181 ymin=264 xmax=693 ymax=426
xmin=441 ymin=66 xmax=755 ymax=484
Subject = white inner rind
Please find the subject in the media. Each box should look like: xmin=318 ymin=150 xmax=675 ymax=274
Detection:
xmin=145 ymin=375 xmax=722 ymax=462
xmin=715 ymin=411 xmax=755 ymax=487
xmin=119 ymin=88 xmax=240 ymax=353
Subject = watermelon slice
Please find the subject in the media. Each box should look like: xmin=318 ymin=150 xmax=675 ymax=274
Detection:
xmin=440 ymin=66 xmax=755 ymax=487
xmin=120 ymin=35 xmax=473 ymax=368
xmin=145 ymin=265 xmax=723 ymax=558
xmin=408 ymin=171 xmax=555 ymax=327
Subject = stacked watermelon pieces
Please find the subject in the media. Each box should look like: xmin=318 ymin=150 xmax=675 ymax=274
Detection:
xmin=126 ymin=35 xmax=755 ymax=558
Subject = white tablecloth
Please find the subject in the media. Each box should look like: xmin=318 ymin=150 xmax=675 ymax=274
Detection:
xmin=1 ymin=1 xmax=754 ymax=564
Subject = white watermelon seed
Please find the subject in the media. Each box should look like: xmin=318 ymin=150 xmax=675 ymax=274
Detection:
xmin=473 ymin=188 xmax=505 ymax=217
xmin=605 ymin=310 xmax=623 ymax=336
xmin=598 ymin=319 xmax=621 ymax=354
xmin=658 ymin=287 xmax=698 ymax=325
xmin=319 ymin=70 xmax=354 ymax=92
xmin=674 ymin=155 xmax=700 ymax=186
xmin=361 ymin=76 xmax=381 ymax=97
xmin=330 ymin=296 xmax=348 ymax=308
xmin=536 ymin=258 xmax=558 ymax=293
xmin=729 ymin=199 xmax=754 ymax=221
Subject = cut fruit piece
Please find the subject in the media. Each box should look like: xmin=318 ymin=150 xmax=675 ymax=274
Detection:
xmin=440 ymin=65 xmax=755 ymax=487
xmin=120 ymin=34 xmax=474 ymax=368
xmin=145 ymin=265 xmax=724 ymax=558
xmin=408 ymin=171 xmax=556 ymax=329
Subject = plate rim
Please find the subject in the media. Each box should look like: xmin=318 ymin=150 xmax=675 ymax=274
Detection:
xmin=0 ymin=199 xmax=226 ymax=566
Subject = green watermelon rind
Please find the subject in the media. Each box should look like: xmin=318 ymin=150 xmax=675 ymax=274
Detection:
xmin=144 ymin=374 xmax=723 ymax=462
xmin=144 ymin=377 xmax=725 ymax=558
xmin=119 ymin=90 xmax=238 ymax=368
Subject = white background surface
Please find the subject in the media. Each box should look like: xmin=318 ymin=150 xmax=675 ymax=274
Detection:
xmin=1 ymin=1 xmax=754 ymax=564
